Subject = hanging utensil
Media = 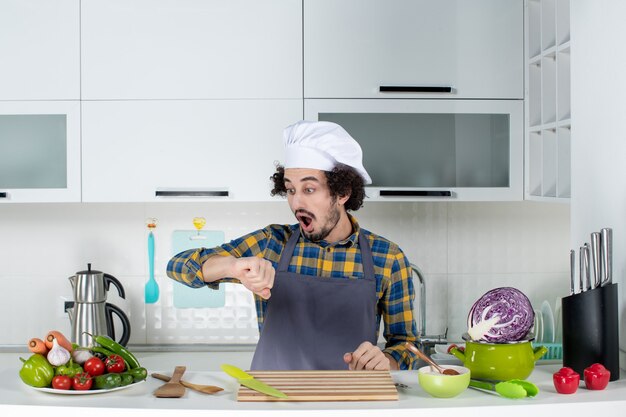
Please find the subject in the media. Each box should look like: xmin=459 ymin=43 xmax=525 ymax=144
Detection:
xmin=144 ymin=218 xmax=159 ymax=304
xmin=601 ymin=228 xmax=613 ymax=286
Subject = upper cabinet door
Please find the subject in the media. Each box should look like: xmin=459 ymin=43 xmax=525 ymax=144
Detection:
xmin=304 ymin=0 xmax=524 ymax=99
xmin=0 ymin=0 xmax=80 ymax=100
xmin=0 ymin=101 xmax=81 ymax=203
xmin=82 ymin=100 xmax=302 ymax=202
xmin=81 ymin=0 xmax=302 ymax=100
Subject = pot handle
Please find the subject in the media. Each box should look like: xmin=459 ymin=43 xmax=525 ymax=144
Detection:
xmin=533 ymin=345 xmax=548 ymax=361
xmin=448 ymin=345 xmax=466 ymax=361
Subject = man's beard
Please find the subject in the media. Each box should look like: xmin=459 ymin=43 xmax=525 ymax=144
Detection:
xmin=302 ymin=205 xmax=341 ymax=242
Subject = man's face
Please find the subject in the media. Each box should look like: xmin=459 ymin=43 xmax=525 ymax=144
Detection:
xmin=284 ymin=168 xmax=344 ymax=242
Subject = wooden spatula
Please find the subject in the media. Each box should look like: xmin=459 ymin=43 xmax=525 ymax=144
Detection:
xmin=151 ymin=373 xmax=223 ymax=394
xmin=153 ymin=366 xmax=186 ymax=398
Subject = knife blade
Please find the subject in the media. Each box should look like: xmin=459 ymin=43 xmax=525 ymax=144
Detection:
xmin=601 ymin=228 xmax=613 ymax=286
xmin=569 ymin=249 xmax=575 ymax=295
xmin=590 ymin=232 xmax=602 ymax=289
xmin=583 ymin=243 xmax=592 ymax=291
xmin=221 ymin=364 xmax=288 ymax=399
xmin=579 ymin=246 xmax=586 ymax=292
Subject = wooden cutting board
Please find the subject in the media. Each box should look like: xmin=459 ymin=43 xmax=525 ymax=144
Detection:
xmin=236 ymin=370 xmax=398 ymax=402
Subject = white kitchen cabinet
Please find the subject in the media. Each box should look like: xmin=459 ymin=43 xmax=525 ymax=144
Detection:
xmin=81 ymin=0 xmax=302 ymax=100
xmin=304 ymin=0 xmax=524 ymax=99
xmin=0 ymin=101 xmax=81 ymax=202
xmin=0 ymin=0 xmax=80 ymax=100
xmin=82 ymin=100 xmax=302 ymax=202
xmin=525 ymin=0 xmax=571 ymax=201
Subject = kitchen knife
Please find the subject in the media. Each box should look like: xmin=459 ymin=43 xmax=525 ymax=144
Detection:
xmin=601 ymin=228 xmax=613 ymax=286
xmin=579 ymin=246 xmax=586 ymax=292
xmin=590 ymin=232 xmax=602 ymax=289
xmin=570 ymin=249 xmax=575 ymax=295
xmin=221 ymin=364 xmax=288 ymax=399
xmin=584 ymin=243 xmax=592 ymax=291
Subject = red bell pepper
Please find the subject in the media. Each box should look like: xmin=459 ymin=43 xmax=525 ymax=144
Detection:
xmin=584 ymin=363 xmax=610 ymax=390
xmin=553 ymin=367 xmax=580 ymax=394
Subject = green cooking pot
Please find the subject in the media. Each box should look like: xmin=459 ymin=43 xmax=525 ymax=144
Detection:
xmin=449 ymin=337 xmax=547 ymax=381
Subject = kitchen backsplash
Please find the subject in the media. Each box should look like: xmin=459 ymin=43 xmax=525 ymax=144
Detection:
xmin=0 ymin=201 xmax=570 ymax=346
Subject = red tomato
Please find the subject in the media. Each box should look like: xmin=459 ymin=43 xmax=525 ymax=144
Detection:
xmin=52 ymin=375 xmax=72 ymax=390
xmin=105 ymin=354 xmax=126 ymax=373
xmin=72 ymin=372 xmax=93 ymax=391
xmin=84 ymin=356 xmax=105 ymax=376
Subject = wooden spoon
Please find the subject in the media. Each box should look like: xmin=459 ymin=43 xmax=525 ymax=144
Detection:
xmin=151 ymin=373 xmax=224 ymax=395
xmin=405 ymin=342 xmax=460 ymax=375
xmin=153 ymin=366 xmax=187 ymax=398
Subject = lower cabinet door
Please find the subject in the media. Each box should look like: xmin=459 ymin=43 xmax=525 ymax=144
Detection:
xmin=81 ymin=100 xmax=303 ymax=202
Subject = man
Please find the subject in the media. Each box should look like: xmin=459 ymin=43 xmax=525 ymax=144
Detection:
xmin=167 ymin=120 xmax=418 ymax=370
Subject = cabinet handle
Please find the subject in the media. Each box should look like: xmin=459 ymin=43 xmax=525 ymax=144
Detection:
xmin=0 ymin=192 xmax=6 ymax=198
xmin=155 ymin=190 xmax=229 ymax=197
xmin=379 ymin=86 xmax=452 ymax=93
xmin=379 ymin=190 xmax=452 ymax=197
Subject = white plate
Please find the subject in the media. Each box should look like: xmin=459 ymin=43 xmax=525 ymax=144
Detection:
xmin=29 ymin=380 xmax=145 ymax=395
xmin=533 ymin=309 xmax=543 ymax=343
xmin=541 ymin=300 xmax=555 ymax=344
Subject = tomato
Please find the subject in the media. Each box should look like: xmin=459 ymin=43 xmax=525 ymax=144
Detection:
xmin=84 ymin=356 xmax=105 ymax=377
xmin=51 ymin=375 xmax=72 ymax=390
xmin=105 ymin=354 xmax=126 ymax=373
xmin=72 ymin=372 xmax=93 ymax=391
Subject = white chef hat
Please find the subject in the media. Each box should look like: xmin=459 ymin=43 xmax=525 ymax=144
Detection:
xmin=283 ymin=120 xmax=372 ymax=184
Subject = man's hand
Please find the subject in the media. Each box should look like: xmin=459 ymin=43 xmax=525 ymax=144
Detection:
xmin=343 ymin=341 xmax=396 ymax=371
xmin=231 ymin=257 xmax=275 ymax=299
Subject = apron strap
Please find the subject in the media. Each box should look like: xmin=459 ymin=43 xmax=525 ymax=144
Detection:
xmin=277 ymin=226 xmax=376 ymax=278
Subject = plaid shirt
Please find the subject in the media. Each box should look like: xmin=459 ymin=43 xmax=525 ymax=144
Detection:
xmin=166 ymin=214 xmax=418 ymax=369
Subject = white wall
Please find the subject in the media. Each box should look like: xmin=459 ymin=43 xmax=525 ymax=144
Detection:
xmin=0 ymin=201 xmax=569 ymax=347
xmin=571 ymin=1 xmax=626 ymax=367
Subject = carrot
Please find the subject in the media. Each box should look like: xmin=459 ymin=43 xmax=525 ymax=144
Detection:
xmin=45 ymin=330 xmax=73 ymax=352
xmin=28 ymin=338 xmax=49 ymax=355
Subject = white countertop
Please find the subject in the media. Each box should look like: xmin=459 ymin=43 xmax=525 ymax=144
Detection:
xmin=2 ymin=351 xmax=625 ymax=417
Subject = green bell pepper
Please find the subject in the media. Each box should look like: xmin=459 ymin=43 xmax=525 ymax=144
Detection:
xmin=94 ymin=373 xmax=122 ymax=390
xmin=19 ymin=354 xmax=54 ymax=388
xmin=55 ymin=359 xmax=83 ymax=378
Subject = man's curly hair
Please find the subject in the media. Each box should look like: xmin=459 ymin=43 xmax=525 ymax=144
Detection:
xmin=270 ymin=164 xmax=366 ymax=211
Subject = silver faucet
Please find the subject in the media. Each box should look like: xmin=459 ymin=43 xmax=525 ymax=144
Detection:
xmin=411 ymin=264 xmax=448 ymax=354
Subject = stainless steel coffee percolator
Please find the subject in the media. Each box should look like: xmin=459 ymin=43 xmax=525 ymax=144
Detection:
xmin=66 ymin=263 xmax=131 ymax=347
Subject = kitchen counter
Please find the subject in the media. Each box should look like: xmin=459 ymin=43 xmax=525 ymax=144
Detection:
xmin=2 ymin=351 xmax=625 ymax=417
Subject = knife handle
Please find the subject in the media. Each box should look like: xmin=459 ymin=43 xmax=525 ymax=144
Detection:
xmin=583 ymin=244 xmax=591 ymax=291
xmin=579 ymin=246 xmax=589 ymax=292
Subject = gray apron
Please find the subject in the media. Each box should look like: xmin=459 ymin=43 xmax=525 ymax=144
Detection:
xmin=250 ymin=228 xmax=378 ymax=370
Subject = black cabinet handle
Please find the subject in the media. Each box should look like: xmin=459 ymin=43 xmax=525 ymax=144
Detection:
xmin=0 ymin=192 xmax=6 ymax=198
xmin=155 ymin=190 xmax=229 ymax=197
xmin=379 ymin=190 xmax=452 ymax=197
xmin=379 ymin=86 xmax=452 ymax=93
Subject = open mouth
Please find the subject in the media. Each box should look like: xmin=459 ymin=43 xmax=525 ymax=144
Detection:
xmin=296 ymin=211 xmax=315 ymax=233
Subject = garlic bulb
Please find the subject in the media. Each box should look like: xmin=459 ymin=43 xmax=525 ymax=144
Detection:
xmin=71 ymin=348 xmax=93 ymax=365
xmin=47 ymin=338 xmax=71 ymax=366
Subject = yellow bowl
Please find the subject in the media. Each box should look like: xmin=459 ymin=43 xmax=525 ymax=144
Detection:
xmin=417 ymin=365 xmax=471 ymax=398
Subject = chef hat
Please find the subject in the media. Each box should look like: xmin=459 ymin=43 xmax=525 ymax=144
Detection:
xmin=283 ymin=120 xmax=372 ymax=185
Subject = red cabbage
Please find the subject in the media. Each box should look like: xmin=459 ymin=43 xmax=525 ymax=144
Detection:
xmin=467 ymin=287 xmax=534 ymax=343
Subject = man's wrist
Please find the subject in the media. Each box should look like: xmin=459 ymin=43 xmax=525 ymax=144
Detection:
xmin=384 ymin=353 xmax=399 ymax=370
